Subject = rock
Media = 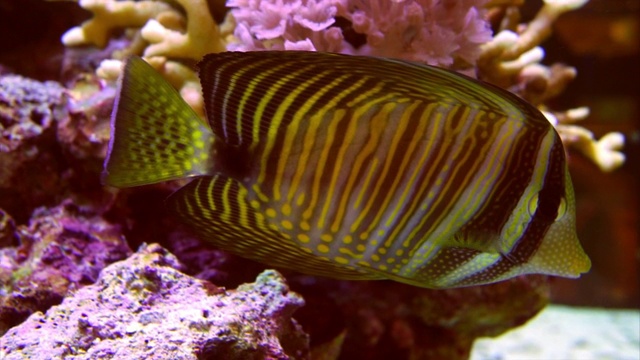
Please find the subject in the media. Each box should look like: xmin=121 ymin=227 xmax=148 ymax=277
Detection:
xmin=289 ymin=274 xmax=549 ymax=360
xmin=58 ymin=75 xmax=115 ymax=160
xmin=0 ymin=243 xmax=309 ymax=359
xmin=0 ymin=73 xmax=66 ymax=188
xmin=0 ymin=200 xmax=131 ymax=335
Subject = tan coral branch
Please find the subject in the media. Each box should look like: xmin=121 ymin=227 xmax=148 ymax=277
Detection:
xmin=141 ymin=0 xmax=225 ymax=60
xmin=62 ymin=0 xmax=173 ymax=48
xmin=502 ymin=0 xmax=590 ymax=59
xmin=544 ymin=108 xmax=626 ymax=172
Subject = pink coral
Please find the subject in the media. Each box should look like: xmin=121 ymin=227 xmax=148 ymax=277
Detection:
xmin=227 ymin=0 xmax=492 ymax=69
xmin=228 ymin=0 xmax=341 ymax=51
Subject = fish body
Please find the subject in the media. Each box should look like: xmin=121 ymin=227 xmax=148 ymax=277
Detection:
xmin=103 ymin=51 xmax=590 ymax=288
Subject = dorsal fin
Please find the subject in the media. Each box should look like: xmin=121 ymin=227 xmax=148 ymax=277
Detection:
xmin=166 ymin=175 xmax=381 ymax=280
xmin=197 ymin=51 xmax=546 ymax=149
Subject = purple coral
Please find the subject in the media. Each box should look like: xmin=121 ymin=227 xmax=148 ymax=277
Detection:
xmin=228 ymin=0 xmax=340 ymax=52
xmin=227 ymin=0 xmax=492 ymax=68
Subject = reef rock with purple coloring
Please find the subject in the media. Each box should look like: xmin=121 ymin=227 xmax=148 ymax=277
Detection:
xmin=0 ymin=200 xmax=131 ymax=335
xmin=0 ymin=243 xmax=309 ymax=359
xmin=57 ymin=75 xmax=116 ymax=159
xmin=0 ymin=74 xmax=66 ymax=188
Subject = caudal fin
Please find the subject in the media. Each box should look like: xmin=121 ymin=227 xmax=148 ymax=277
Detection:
xmin=102 ymin=57 xmax=214 ymax=188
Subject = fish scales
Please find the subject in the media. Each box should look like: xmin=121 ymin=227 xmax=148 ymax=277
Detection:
xmin=103 ymin=51 xmax=591 ymax=288
xmin=197 ymin=53 xmax=548 ymax=283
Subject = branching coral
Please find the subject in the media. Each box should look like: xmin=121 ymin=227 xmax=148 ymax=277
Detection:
xmin=227 ymin=0 xmax=627 ymax=171
xmin=62 ymin=0 xmax=227 ymax=117
xmin=61 ymin=0 xmax=174 ymax=48
xmin=227 ymin=0 xmax=341 ymax=52
xmin=61 ymin=0 xmax=625 ymax=172
xmin=543 ymin=108 xmax=625 ymax=172
xmin=228 ymin=0 xmax=492 ymax=69
xmin=478 ymin=0 xmax=625 ymax=171
xmin=62 ymin=0 xmax=224 ymax=60
xmin=340 ymin=0 xmax=493 ymax=67
xmin=478 ymin=0 xmax=588 ymax=88
xmin=140 ymin=0 xmax=225 ymax=59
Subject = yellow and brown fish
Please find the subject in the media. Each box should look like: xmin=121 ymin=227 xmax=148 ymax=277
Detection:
xmin=102 ymin=51 xmax=591 ymax=288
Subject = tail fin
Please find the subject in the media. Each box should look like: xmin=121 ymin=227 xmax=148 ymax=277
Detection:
xmin=102 ymin=57 xmax=214 ymax=187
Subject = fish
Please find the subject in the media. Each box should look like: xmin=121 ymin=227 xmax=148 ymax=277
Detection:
xmin=102 ymin=51 xmax=591 ymax=288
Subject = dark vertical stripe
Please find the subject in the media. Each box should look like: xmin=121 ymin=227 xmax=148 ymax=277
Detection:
xmin=454 ymin=114 xmax=548 ymax=242
xmin=452 ymin=137 xmax=566 ymax=286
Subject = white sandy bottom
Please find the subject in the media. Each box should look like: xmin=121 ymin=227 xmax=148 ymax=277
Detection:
xmin=470 ymin=305 xmax=640 ymax=360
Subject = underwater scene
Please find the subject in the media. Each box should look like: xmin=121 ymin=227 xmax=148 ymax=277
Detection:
xmin=0 ymin=0 xmax=638 ymax=359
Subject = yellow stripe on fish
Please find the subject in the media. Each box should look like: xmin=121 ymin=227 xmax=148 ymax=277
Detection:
xmin=102 ymin=51 xmax=591 ymax=288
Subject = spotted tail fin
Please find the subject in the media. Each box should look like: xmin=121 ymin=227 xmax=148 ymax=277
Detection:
xmin=102 ymin=57 xmax=214 ymax=188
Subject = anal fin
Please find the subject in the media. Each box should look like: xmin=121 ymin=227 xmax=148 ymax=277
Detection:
xmin=167 ymin=175 xmax=379 ymax=280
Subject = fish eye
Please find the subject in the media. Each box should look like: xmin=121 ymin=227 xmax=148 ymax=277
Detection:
xmin=528 ymin=187 xmax=566 ymax=221
xmin=555 ymin=197 xmax=567 ymax=221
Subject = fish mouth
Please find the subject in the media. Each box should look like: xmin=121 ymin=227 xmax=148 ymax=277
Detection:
xmin=525 ymin=231 xmax=591 ymax=278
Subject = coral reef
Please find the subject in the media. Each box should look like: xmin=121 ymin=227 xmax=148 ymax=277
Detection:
xmin=63 ymin=0 xmax=626 ymax=173
xmin=0 ymin=200 xmax=131 ymax=336
xmin=228 ymin=0 xmax=493 ymax=69
xmin=0 ymin=243 xmax=309 ymax=360
xmin=478 ymin=0 xmax=625 ymax=171
xmin=0 ymin=1 xmax=635 ymax=359
xmin=0 ymin=70 xmax=116 ymax=222
xmin=0 ymin=74 xmax=66 ymax=187
xmin=0 ymin=73 xmax=74 ymax=222
xmin=162 ymin=232 xmax=550 ymax=359
xmin=288 ymin=274 xmax=550 ymax=359
xmin=63 ymin=0 xmax=227 ymax=117
xmin=58 ymin=75 xmax=116 ymax=159
xmin=164 ymin=230 xmax=268 ymax=287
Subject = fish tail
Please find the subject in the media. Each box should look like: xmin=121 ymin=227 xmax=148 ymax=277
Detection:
xmin=102 ymin=57 xmax=214 ymax=188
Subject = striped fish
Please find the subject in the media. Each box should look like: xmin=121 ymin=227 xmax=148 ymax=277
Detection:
xmin=103 ymin=51 xmax=591 ymax=288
